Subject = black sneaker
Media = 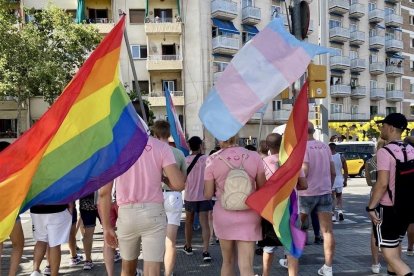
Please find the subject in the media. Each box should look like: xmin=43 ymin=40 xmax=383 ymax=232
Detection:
xmin=338 ymin=212 xmax=344 ymax=221
xmin=314 ymin=236 xmax=324 ymax=244
xmin=182 ymin=245 xmax=193 ymax=255
xmin=202 ymin=251 xmax=212 ymax=262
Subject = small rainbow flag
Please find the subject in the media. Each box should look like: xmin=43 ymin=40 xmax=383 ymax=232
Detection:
xmin=0 ymin=16 xmax=149 ymax=242
xmin=246 ymin=82 xmax=309 ymax=258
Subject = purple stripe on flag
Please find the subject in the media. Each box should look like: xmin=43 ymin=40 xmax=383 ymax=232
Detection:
xmin=289 ymin=191 xmax=306 ymax=253
xmin=216 ymin=64 xmax=263 ymax=123
xmin=252 ymin=28 xmax=311 ymax=84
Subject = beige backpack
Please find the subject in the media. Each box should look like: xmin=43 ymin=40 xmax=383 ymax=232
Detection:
xmin=218 ymin=155 xmax=253 ymax=211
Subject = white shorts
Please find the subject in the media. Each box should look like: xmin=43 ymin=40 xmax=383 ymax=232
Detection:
xmin=163 ymin=191 xmax=183 ymax=226
xmin=332 ymin=187 xmax=343 ymax=194
xmin=31 ymin=210 xmax=72 ymax=247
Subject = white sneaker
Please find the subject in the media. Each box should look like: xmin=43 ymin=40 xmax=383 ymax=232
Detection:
xmin=279 ymin=258 xmax=288 ymax=269
xmin=332 ymin=213 xmax=337 ymax=222
xmin=318 ymin=264 xmax=333 ymax=276
xmin=371 ymin=263 xmax=381 ymax=274
xmin=136 ymin=268 xmax=143 ymax=276
xmin=30 ymin=271 xmax=42 ymax=276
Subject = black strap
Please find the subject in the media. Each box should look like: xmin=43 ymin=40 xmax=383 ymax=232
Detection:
xmin=383 ymin=146 xmax=396 ymax=202
xmin=187 ymin=154 xmax=202 ymax=175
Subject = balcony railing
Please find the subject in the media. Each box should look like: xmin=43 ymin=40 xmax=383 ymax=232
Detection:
xmin=350 ymin=58 xmax=366 ymax=72
xmin=385 ymin=65 xmax=404 ymax=76
xmin=149 ymin=91 xmax=184 ymax=97
xmin=349 ymin=3 xmax=365 ymax=19
xmin=328 ymin=0 xmax=350 ymax=15
xmin=148 ymin=55 xmax=181 ymax=61
xmin=369 ymin=9 xmax=384 ymax=23
xmin=351 ymin=86 xmax=367 ymax=99
xmin=386 ymin=90 xmax=404 ymax=102
xmin=242 ymin=6 xmax=261 ymax=25
xmin=330 ymin=84 xmax=351 ymax=98
xmin=212 ymin=36 xmax=240 ymax=55
xmin=211 ymin=0 xmax=238 ymax=20
xmin=385 ymin=13 xmax=403 ymax=27
xmin=385 ymin=39 xmax=403 ymax=52
xmin=330 ymin=56 xmax=350 ymax=71
xmin=145 ymin=20 xmax=182 ymax=34
xmin=146 ymin=55 xmax=183 ymax=71
xmin=351 ymin=113 xmax=369 ymax=120
xmin=370 ymin=88 xmax=386 ymax=100
xmin=330 ymin=113 xmax=351 ymax=120
xmin=329 ymin=27 xmax=350 ymax=43
xmin=273 ymin=110 xmax=291 ymax=121
xmin=350 ymin=30 xmax=365 ymax=46
xmin=369 ymin=36 xmax=385 ymax=49
xmin=369 ymin=62 xmax=385 ymax=75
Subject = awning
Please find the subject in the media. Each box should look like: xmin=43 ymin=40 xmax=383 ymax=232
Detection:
xmin=76 ymin=0 xmax=85 ymax=24
xmin=212 ymin=18 xmax=240 ymax=35
xmin=242 ymin=24 xmax=259 ymax=35
xmin=389 ymin=54 xmax=405 ymax=59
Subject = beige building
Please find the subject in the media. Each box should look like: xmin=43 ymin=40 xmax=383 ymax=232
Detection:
xmin=1 ymin=0 xmax=410 ymax=145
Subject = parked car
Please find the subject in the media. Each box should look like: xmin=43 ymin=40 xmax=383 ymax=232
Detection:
xmin=340 ymin=152 xmax=373 ymax=177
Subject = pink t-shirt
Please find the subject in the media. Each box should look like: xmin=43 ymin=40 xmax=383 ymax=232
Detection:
xmin=377 ymin=142 xmax=414 ymax=206
xmin=299 ymin=140 xmax=333 ymax=197
xmin=263 ymin=154 xmax=305 ymax=181
xmin=115 ymin=136 xmax=176 ymax=205
xmin=184 ymin=154 xmax=208 ymax=201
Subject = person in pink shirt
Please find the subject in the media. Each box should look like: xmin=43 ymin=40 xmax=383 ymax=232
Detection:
xmin=183 ymin=136 xmax=212 ymax=262
xmin=299 ymin=122 xmax=336 ymax=276
xmin=204 ymin=135 xmax=266 ymax=276
xmin=99 ymin=105 xmax=185 ymax=276
xmin=368 ymin=113 xmax=414 ymax=276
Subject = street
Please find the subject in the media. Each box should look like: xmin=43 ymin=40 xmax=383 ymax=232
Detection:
xmin=1 ymin=177 xmax=414 ymax=275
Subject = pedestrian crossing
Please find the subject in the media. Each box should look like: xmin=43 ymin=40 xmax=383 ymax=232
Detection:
xmin=332 ymin=212 xmax=372 ymax=225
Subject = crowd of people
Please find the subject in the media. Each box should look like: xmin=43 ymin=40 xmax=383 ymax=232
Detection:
xmin=0 ymin=109 xmax=414 ymax=276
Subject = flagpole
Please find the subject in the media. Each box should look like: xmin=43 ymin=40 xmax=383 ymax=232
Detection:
xmin=119 ymin=10 xmax=148 ymax=124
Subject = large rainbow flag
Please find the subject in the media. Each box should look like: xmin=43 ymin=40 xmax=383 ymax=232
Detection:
xmin=246 ymin=82 xmax=309 ymax=258
xmin=0 ymin=16 xmax=149 ymax=242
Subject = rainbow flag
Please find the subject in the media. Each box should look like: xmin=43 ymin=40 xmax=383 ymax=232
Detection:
xmin=164 ymin=87 xmax=189 ymax=156
xmin=199 ymin=18 xmax=333 ymax=141
xmin=0 ymin=16 xmax=149 ymax=242
xmin=246 ymin=82 xmax=309 ymax=258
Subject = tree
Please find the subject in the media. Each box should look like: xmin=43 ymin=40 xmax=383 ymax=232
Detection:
xmin=0 ymin=2 xmax=101 ymax=135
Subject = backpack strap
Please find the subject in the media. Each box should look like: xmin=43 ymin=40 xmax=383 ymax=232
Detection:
xmin=187 ymin=153 xmax=203 ymax=175
xmin=382 ymin=146 xmax=397 ymax=203
xmin=218 ymin=155 xmax=235 ymax=169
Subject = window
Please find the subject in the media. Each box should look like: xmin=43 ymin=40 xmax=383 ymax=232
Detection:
xmin=386 ymin=107 xmax=397 ymax=115
xmin=131 ymin=45 xmax=147 ymax=59
xmin=242 ymin=0 xmax=254 ymax=8
xmin=242 ymin=32 xmax=254 ymax=44
xmin=330 ymin=76 xmax=342 ymax=85
xmin=370 ymin=106 xmax=378 ymax=116
xmin=0 ymin=119 xmax=17 ymax=138
xmin=351 ymin=105 xmax=358 ymax=114
xmin=213 ymin=61 xmax=228 ymax=73
xmin=370 ymin=80 xmax=378 ymax=89
xmin=410 ymin=105 xmax=414 ymax=116
xmin=386 ymin=82 xmax=395 ymax=91
xmin=88 ymin=9 xmax=108 ymax=23
xmin=410 ymin=16 xmax=414 ymax=25
xmin=272 ymin=100 xmax=282 ymax=111
xmin=411 ymin=38 xmax=414 ymax=48
xmin=329 ymin=20 xmax=341 ymax=29
xmin=368 ymin=2 xmax=376 ymax=11
xmin=351 ymin=78 xmax=359 ymax=88
xmin=162 ymin=80 xmax=177 ymax=92
xmin=129 ymin=9 xmax=145 ymax=24
xmin=131 ymin=81 xmax=149 ymax=95
xmin=384 ymin=7 xmax=394 ymax=16
xmin=411 ymin=60 xmax=414 ymax=71
xmin=349 ymin=50 xmax=358 ymax=60
xmin=154 ymin=9 xmax=173 ymax=22
xmin=411 ymin=83 xmax=414 ymax=93
xmin=370 ymin=53 xmax=378 ymax=63
xmin=330 ymin=103 xmax=343 ymax=114
xmin=350 ymin=23 xmax=357 ymax=32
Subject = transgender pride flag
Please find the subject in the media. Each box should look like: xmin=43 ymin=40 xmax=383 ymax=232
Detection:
xmin=199 ymin=18 xmax=334 ymax=141
xmin=164 ymin=87 xmax=189 ymax=156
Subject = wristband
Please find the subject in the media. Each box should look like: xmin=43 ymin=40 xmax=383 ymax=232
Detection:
xmin=365 ymin=206 xmax=376 ymax=212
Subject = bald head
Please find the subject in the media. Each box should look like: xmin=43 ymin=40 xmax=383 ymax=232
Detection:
xmin=266 ymin=133 xmax=282 ymax=154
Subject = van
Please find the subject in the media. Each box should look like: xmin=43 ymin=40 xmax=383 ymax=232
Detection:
xmin=334 ymin=142 xmax=375 ymax=177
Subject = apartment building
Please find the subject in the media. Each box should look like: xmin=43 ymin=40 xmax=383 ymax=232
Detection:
xmin=401 ymin=0 xmax=414 ymax=119
xmin=0 ymin=0 xmax=409 ymax=146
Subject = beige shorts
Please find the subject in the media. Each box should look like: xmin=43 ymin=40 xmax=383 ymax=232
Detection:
xmin=117 ymin=203 xmax=167 ymax=261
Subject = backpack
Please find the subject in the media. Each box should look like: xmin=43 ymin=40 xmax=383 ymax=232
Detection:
xmin=383 ymin=142 xmax=414 ymax=221
xmin=218 ymin=154 xmax=253 ymax=211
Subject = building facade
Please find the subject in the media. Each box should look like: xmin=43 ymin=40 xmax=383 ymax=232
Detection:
xmin=0 ymin=0 xmax=410 ymax=146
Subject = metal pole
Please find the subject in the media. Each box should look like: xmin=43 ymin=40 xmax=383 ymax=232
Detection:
xmin=292 ymin=0 xmax=304 ymax=105
xmin=120 ymin=11 xmax=148 ymax=124
xmin=257 ymin=112 xmax=264 ymax=148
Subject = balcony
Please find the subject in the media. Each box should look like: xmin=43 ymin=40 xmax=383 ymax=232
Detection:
xmin=330 ymin=56 xmax=350 ymax=71
xmin=273 ymin=110 xmax=291 ymax=121
xmin=213 ymin=72 xmax=223 ymax=83
xmin=330 ymin=84 xmax=351 ymax=98
xmin=350 ymin=58 xmax=367 ymax=72
xmin=330 ymin=113 xmax=351 ymax=120
xmin=386 ymin=90 xmax=404 ymax=102
xmin=145 ymin=21 xmax=182 ymax=34
xmin=368 ymin=9 xmax=384 ymax=23
xmin=242 ymin=6 xmax=261 ymax=25
xmin=369 ymin=62 xmax=385 ymax=75
xmin=211 ymin=0 xmax=238 ymax=20
xmin=351 ymin=86 xmax=367 ymax=99
xmin=350 ymin=31 xmax=365 ymax=46
xmin=351 ymin=113 xmax=369 ymax=120
xmin=328 ymin=0 xmax=349 ymax=15
xmin=369 ymin=36 xmax=384 ymax=49
xmin=147 ymin=91 xmax=184 ymax=107
xmin=349 ymin=3 xmax=365 ymax=19
xmin=385 ymin=0 xmax=401 ymax=3
xmin=212 ymin=36 xmax=239 ymax=55
xmin=146 ymin=55 xmax=183 ymax=71
xmin=385 ymin=65 xmax=404 ymax=77
xmin=370 ymin=88 xmax=386 ymax=100
xmin=385 ymin=13 xmax=403 ymax=28
xmin=329 ymin=27 xmax=350 ymax=43
xmin=385 ymin=39 xmax=403 ymax=52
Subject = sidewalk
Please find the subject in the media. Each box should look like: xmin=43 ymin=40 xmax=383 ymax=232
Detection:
xmin=1 ymin=181 xmax=414 ymax=275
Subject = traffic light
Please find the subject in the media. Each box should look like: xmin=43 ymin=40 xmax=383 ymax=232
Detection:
xmin=314 ymin=104 xmax=321 ymax=127
xmin=308 ymin=63 xmax=327 ymax=98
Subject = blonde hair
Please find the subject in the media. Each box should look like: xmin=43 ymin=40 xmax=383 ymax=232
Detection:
xmin=220 ymin=135 xmax=239 ymax=147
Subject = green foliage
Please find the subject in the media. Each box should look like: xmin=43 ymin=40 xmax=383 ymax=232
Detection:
xmin=0 ymin=3 xmax=101 ymax=105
